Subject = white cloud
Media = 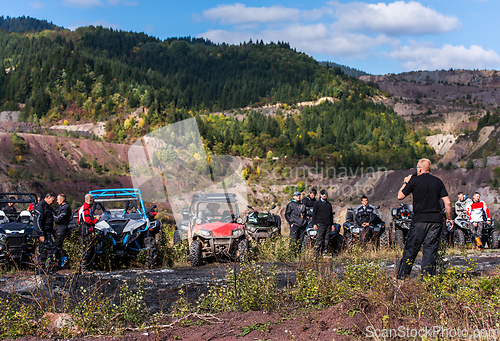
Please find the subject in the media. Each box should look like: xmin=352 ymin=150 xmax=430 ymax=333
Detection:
xmin=202 ymin=3 xmax=302 ymax=24
xmin=29 ymin=1 xmax=47 ymax=9
xmin=62 ymin=0 xmax=102 ymax=8
xmin=390 ymin=41 xmax=500 ymax=70
xmin=330 ymin=1 xmax=461 ymax=35
xmin=200 ymin=24 xmax=393 ymax=59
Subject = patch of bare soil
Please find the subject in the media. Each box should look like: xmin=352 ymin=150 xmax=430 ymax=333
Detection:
xmin=7 ymin=299 xmax=433 ymax=341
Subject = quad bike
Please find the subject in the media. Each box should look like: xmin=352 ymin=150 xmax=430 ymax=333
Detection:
xmin=245 ymin=205 xmax=281 ymax=244
xmin=0 ymin=193 xmax=37 ymax=264
xmin=390 ymin=203 xmax=413 ymax=248
xmin=343 ymin=205 xmax=390 ymax=249
xmin=187 ymin=193 xmax=248 ymax=266
xmin=88 ymin=188 xmax=162 ymax=268
xmin=452 ymin=217 xmax=498 ymax=249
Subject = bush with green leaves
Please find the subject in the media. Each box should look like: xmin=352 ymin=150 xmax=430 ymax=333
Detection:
xmin=197 ymin=262 xmax=278 ymax=312
xmin=0 ymin=296 xmax=40 ymax=339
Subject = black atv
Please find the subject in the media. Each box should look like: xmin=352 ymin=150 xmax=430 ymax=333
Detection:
xmin=452 ymin=216 xmax=499 ymax=249
xmin=245 ymin=205 xmax=281 ymax=244
xmin=343 ymin=205 xmax=390 ymax=249
xmin=0 ymin=193 xmax=37 ymax=264
xmin=390 ymin=203 xmax=413 ymax=248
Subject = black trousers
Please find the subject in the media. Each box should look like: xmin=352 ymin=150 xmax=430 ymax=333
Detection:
xmin=51 ymin=225 xmax=68 ymax=260
xmin=37 ymin=236 xmax=54 ymax=268
xmin=289 ymin=224 xmax=306 ymax=252
xmin=397 ymin=222 xmax=442 ymax=279
xmin=81 ymin=232 xmax=96 ymax=270
xmin=314 ymin=224 xmax=330 ymax=256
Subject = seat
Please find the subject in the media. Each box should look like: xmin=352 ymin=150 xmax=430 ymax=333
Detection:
xmin=17 ymin=210 xmax=32 ymax=224
xmin=220 ymin=210 xmax=232 ymax=222
xmin=0 ymin=210 xmax=9 ymax=224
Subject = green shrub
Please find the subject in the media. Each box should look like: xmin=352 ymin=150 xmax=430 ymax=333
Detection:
xmin=197 ymin=262 xmax=278 ymax=312
xmin=0 ymin=296 xmax=39 ymax=339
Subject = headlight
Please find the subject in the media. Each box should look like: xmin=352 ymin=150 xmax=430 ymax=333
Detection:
xmin=198 ymin=229 xmax=212 ymax=238
xmin=236 ymin=217 xmax=243 ymax=224
xmin=5 ymin=229 xmax=24 ymax=234
xmin=0 ymin=234 xmax=6 ymax=242
xmin=232 ymin=229 xmax=244 ymax=237
xmin=195 ymin=218 xmax=202 ymax=225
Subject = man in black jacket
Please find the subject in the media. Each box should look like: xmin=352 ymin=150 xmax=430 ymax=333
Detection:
xmin=285 ymin=191 xmax=307 ymax=253
xmin=51 ymin=194 xmax=72 ymax=269
xmin=32 ymin=192 xmax=56 ymax=271
xmin=311 ymin=189 xmax=334 ymax=257
xmin=302 ymin=188 xmax=317 ymax=216
xmin=355 ymin=195 xmax=381 ymax=244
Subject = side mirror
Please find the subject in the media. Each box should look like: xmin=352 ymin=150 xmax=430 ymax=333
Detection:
xmin=400 ymin=203 xmax=404 ymax=207
xmin=271 ymin=205 xmax=276 ymax=210
xmin=375 ymin=205 xmax=380 ymax=209
xmin=151 ymin=205 xmax=157 ymax=209
xmin=247 ymin=205 xmax=253 ymax=209
xmin=332 ymin=211 xmax=336 ymax=215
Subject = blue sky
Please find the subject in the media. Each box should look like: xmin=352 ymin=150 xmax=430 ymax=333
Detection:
xmin=2 ymin=0 xmax=499 ymax=75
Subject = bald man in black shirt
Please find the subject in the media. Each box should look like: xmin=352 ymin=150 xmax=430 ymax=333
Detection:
xmin=397 ymin=158 xmax=453 ymax=279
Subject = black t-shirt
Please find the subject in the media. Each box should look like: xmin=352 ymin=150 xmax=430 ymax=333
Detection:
xmin=402 ymin=173 xmax=448 ymax=223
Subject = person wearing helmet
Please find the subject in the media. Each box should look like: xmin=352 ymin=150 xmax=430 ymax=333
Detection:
xmin=285 ymin=191 xmax=307 ymax=253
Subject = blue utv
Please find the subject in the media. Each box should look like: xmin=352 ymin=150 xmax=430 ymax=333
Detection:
xmin=88 ymin=188 xmax=162 ymax=268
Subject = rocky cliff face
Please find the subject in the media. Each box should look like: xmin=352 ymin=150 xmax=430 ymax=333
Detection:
xmin=360 ymin=69 xmax=500 ymax=165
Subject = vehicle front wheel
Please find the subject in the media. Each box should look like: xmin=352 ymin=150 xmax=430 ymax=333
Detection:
xmin=238 ymin=238 xmax=249 ymax=262
xmin=343 ymin=231 xmax=353 ymax=248
xmin=190 ymin=239 xmax=203 ymax=267
xmin=379 ymin=228 xmax=390 ymax=249
xmin=452 ymin=229 xmax=465 ymax=248
xmin=173 ymin=230 xmax=181 ymax=245
xmin=302 ymin=234 xmax=312 ymax=249
xmin=488 ymin=229 xmax=499 ymax=249
xmin=144 ymin=237 xmax=157 ymax=268
xmin=394 ymin=229 xmax=406 ymax=248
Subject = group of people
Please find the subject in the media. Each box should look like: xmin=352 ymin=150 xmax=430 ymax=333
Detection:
xmin=285 ymin=158 xmax=496 ymax=280
xmin=2 ymin=192 xmax=101 ymax=273
xmin=285 ymin=188 xmax=383 ymax=257
xmin=455 ymin=191 xmax=492 ymax=249
xmin=285 ymin=188 xmax=336 ymax=257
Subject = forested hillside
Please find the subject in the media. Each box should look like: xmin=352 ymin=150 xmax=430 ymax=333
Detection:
xmin=0 ymin=17 xmax=434 ymax=169
xmin=0 ymin=15 xmax=61 ymax=33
